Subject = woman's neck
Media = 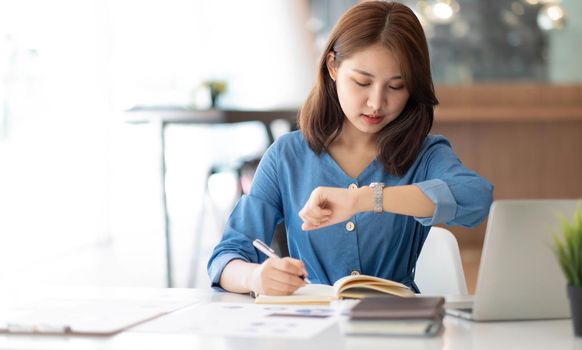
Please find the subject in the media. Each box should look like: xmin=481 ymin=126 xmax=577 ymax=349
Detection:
xmin=327 ymin=126 xmax=378 ymax=178
xmin=333 ymin=122 xmax=377 ymax=153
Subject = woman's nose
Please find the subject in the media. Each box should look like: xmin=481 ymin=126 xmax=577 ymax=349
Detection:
xmin=367 ymin=86 xmax=385 ymax=112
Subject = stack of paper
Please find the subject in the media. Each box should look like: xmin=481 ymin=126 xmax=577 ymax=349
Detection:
xmin=0 ymin=296 xmax=196 ymax=335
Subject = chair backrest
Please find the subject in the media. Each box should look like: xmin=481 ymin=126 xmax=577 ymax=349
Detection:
xmin=415 ymin=227 xmax=468 ymax=295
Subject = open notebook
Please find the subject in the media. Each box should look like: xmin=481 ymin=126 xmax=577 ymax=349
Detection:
xmin=255 ymin=274 xmax=414 ymax=304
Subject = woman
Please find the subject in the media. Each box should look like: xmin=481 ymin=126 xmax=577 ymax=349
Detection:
xmin=207 ymin=1 xmax=493 ymax=296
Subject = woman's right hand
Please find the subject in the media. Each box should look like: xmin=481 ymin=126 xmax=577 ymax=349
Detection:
xmin=248 ymin=257 xmax=308 ymax=296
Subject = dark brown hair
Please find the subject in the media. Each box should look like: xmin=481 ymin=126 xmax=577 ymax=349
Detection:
xmin=298 ymin=1 xmax=438 ymax=176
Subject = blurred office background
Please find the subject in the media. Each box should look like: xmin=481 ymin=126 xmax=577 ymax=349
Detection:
xmin=0 ymin=0 xmax=580 ymax=291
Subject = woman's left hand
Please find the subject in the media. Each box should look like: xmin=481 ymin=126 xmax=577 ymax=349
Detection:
xmin=299 ymin=186 xmax=360 ymax=230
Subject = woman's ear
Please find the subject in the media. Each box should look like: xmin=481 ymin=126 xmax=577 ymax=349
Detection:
xmin=326 ymin=52 xmax=337 ymax=81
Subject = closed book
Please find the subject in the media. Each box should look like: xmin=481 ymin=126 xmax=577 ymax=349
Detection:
xmin=342 ymin=296 xmax=445 ymax=337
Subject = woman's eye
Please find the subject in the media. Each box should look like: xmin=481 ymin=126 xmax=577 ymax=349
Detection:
xmin=354 ymin=80 xmax=370 ymax=87
xmin=389 ymin=85 xmax=405 ymax=90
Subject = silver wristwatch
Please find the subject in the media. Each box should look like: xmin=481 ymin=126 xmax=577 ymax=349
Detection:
xmin=369 ymin=182 xmax=384 ymax=213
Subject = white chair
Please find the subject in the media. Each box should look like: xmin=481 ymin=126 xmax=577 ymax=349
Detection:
xmin=414 ymin=227 xmax=468 ymax=295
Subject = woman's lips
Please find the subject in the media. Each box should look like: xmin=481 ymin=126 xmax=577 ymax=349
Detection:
xmin=361 ymin=114 xmax=384 ymax=125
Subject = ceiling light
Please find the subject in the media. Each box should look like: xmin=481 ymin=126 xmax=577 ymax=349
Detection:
xmin=537 ymin=3 xmax=566 ymax=31
xmin=423 ymin=0 xmax=460 ymax=25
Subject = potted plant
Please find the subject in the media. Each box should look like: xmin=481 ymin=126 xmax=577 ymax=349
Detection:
xmin=203 ymin=80 xmax=226 ymax=108
xmin=552 ymin=205 xmax=582 ymax=336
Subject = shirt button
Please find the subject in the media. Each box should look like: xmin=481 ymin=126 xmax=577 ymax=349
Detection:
xmin=345 ymin=221 xmax=355 ymax=232
xmin=348 ymin=183 xmax=358 ymax=190
xmin=351 ymin=270 xmax=360 ymax=276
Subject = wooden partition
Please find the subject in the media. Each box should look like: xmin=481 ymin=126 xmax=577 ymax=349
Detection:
xmin=433 ymin=84 xmax=582 ymax=292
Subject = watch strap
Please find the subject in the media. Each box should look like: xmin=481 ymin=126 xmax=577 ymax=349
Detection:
xmin=370 ymin=182 xmax=384 ymax=213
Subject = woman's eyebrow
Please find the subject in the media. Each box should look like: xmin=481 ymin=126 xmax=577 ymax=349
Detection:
xmin=352 ymin=68 xmax=402 ymax=80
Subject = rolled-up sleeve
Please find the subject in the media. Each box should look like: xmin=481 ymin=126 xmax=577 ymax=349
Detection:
xmin=207 ymin=142 xmax=283 ymax=289
xmin=413 ymin=138 xmax=493 ymax=227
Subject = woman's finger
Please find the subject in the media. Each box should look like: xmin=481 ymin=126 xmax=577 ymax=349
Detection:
xmin=268 ymin=270 xmax=305 ymax=289
xmin=298 ymin=209 xmax=323 ymax=226
xmin=264 ymin=279 xmax=302 ymax=295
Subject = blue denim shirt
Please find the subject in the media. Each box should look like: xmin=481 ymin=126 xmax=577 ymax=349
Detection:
xmin=207 ymin=131 xmax=493 ymax=292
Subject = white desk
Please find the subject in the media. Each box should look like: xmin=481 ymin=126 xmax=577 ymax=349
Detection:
xmin=0 ymin=287 xmax=578 ymax=350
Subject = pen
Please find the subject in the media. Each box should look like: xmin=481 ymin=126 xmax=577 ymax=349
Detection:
xmin=252 ymin=239 xmax=312 ymax=284
xmin=3 ymin=323 xmax=72 ymax=334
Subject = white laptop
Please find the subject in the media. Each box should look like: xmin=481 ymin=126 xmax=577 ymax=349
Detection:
xmin=447 ymin=199 xmax=580 ymax=321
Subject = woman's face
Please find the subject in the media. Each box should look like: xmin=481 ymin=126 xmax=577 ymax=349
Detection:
xmin=328 ymin=43 xmax=410 ymax=137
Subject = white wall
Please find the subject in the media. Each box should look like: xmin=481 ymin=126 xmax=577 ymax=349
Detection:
xmin=0 ymin=0 xmax=315 ymax=287
xmin=548 ymin=0 xmax=582 ymax=82
xmin=0 ymin=0 xmax=112 ymax=278
xmin=200 ymin=0 xmax=317 ymax=109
